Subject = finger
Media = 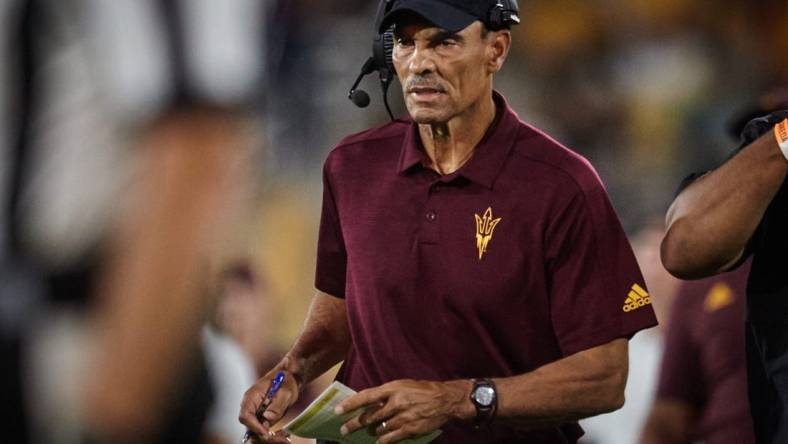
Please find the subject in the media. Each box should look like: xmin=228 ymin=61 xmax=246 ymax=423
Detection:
xmin=339 ymin=401 xmax=382 ymax=435
xmin=343 ymin=404 xmax=399 ymax=436
xmin=377 ymin=430 xmax=407 ymax=444
xmin=263 ymin=430 xmax=292 ymax=444
xmin=359 ymin=401 xmax=399 ymax=429
xmin=339 ymin=412 xmax=363 ymax=436
xmin=335 ymin=387 xmax=389 ymax=415
xmin=377 ymin=425 xmax=415 ymax=444
xmin=239 ymin=390 xmax=269 ymax=436
xmin=374 ymin=416 xmax=401 ymax=437
xmin=247 ymin=429 xmax=291 ymax=444
xmin=262 ymin=371 xmax=300 ymax=423
xmin=261 ymin=389 xmax=294 ymax=423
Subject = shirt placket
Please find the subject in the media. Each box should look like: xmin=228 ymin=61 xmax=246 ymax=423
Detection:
xmin=418 ymin=172 xmax=447 ymax=245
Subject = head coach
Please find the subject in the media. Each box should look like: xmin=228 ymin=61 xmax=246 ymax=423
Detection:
xmin=240 ymin=1 xmax=657 ymax=443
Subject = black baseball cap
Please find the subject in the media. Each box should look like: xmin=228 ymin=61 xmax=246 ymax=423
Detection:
xmin=378 ymin=0 xmax=501 ymax=33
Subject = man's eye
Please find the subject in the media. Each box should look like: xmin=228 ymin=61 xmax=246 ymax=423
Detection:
xmin=439 ymin=39 xmax=458 ymax=47
xmin=396 ymin=37 xmax=413 ymax=46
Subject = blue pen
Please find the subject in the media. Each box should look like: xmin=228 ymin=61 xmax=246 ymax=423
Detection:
xmin=242 ymin=371 xmax=286 ymax=443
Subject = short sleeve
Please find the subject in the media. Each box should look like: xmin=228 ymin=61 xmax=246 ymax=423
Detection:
xmin=314 ymin=159 xmax=347 ymax=298
xmin=546 ymin=181 xmax=657 ymax=357
xmin=655 ymin=292 xmax=703 ymax=405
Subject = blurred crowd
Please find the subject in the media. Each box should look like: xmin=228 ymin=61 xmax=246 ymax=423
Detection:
xmin=3 ymin=0 xmax=788 ymax=442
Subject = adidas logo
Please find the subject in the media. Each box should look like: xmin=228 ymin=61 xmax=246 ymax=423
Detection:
xmin=622 ymin=284 xmax=651 ymax=312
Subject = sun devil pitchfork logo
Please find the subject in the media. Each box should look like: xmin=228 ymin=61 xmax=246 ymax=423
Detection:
xmin=474 ymin=207 xmax=502 ymax=260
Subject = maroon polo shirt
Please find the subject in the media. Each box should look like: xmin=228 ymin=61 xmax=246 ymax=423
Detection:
xmin=315 ymin=92 xmax=657 ymax=443
xmin=656 ymin=262 xmax=754 ymax=443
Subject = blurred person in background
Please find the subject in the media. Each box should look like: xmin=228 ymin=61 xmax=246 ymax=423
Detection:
xmin=203 ymin=320 xmax=259 ymax=444
xmin=661 ymin=89 xmax=788 ymax=443
xmin=215 ymin=261 xmax=281 ymax=376
xmin=205 ymin=262 xmax=262 ymax=444
xmin=580 ymin=221 xmax=681 ymax=444
xmin=0 ymin=0 xmax=267 ymax=443
xmin=640 ymin=262 xmax=754 ymax=444
xmin=240 ymin=1 xmax=657 ymax=443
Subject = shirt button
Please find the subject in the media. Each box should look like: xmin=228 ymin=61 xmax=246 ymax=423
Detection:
xmin=426 ymin=211 xmax=437 ymax=221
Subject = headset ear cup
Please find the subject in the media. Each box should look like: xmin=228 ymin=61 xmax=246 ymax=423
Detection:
xmin=488 ymin=3 xmax=502 ymax=30
xmin=372 ymin=26 xmax=395 ymax=76
xmin=488 ymin=0 xmax=520 ymax=30
xmin=383 ymin=29 xmax=395 ymax=73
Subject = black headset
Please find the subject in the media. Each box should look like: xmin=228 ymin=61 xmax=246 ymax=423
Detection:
xmin=347 ymin=0 xmax=520 ymax=120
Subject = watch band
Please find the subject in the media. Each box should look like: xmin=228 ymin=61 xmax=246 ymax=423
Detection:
xmin=470 ymin=378 xmax=498 ymax=428
xmin=775 ymin=118 xmax=788 ymax=162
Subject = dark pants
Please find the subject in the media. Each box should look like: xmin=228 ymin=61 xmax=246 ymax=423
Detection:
xmin=746 ymin=319 xmax=788 ymax=444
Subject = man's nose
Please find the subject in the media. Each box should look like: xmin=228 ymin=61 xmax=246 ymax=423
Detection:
xmin=408 ymin=46 xmax=436 ymax=75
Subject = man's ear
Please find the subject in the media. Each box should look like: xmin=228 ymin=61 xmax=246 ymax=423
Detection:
xmin=487 ymin=30 xmax=511 ymax=74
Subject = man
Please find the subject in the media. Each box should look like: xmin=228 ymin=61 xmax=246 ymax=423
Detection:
xmin=0 ymin=0 xmax=265 ymax=442
xmin=661 ymin=107 xmax=788 ymax=443
xmin=240 ymin=1 xmax=657 ymax=443
xmin=640 ymin=262 xmax=754 ymax=444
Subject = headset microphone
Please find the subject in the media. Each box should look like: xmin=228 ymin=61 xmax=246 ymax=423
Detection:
xmin=347 ymin=0 xmax=396 ymax=120
xmin=348 ymin=57 xmax=376 ymax=108
xmin=349 ymin=89 xmax=371 ymax=108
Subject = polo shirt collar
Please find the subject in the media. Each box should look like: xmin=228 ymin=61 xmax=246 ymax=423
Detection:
xmin=396 ymin=91 xmax=520 ymax=189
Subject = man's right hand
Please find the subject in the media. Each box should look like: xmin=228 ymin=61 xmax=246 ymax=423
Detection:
xmin=239 ymin=291 xmax=351 ymax=442
xmin=240 ymin=361 xmax=302 ymax=444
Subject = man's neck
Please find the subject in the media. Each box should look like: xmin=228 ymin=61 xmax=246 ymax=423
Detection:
xmin=419 ymin=93 xmax=497 ymax=175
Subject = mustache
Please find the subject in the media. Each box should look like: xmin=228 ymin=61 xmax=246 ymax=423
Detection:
xmin=404 ymin=76 xmax=446 ymax=93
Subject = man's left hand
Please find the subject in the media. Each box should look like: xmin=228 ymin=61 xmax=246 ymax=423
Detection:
xmin=334 ymin=379 xmax=472 ymax=444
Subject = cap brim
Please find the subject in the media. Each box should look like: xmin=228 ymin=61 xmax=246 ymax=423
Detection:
xmin=379 ymin=0 xmax=477 ymax=33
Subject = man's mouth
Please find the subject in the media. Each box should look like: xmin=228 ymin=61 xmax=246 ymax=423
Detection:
xmin=408 ymin=86 xmax=445 ymax=99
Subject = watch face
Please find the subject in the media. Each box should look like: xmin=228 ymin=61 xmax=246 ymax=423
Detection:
xmin=473 ymin=385 xmax=496 ymax=407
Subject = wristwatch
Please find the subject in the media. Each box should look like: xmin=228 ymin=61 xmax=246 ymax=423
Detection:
xmin=469 ymin=378 xmax=497 ymax=428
